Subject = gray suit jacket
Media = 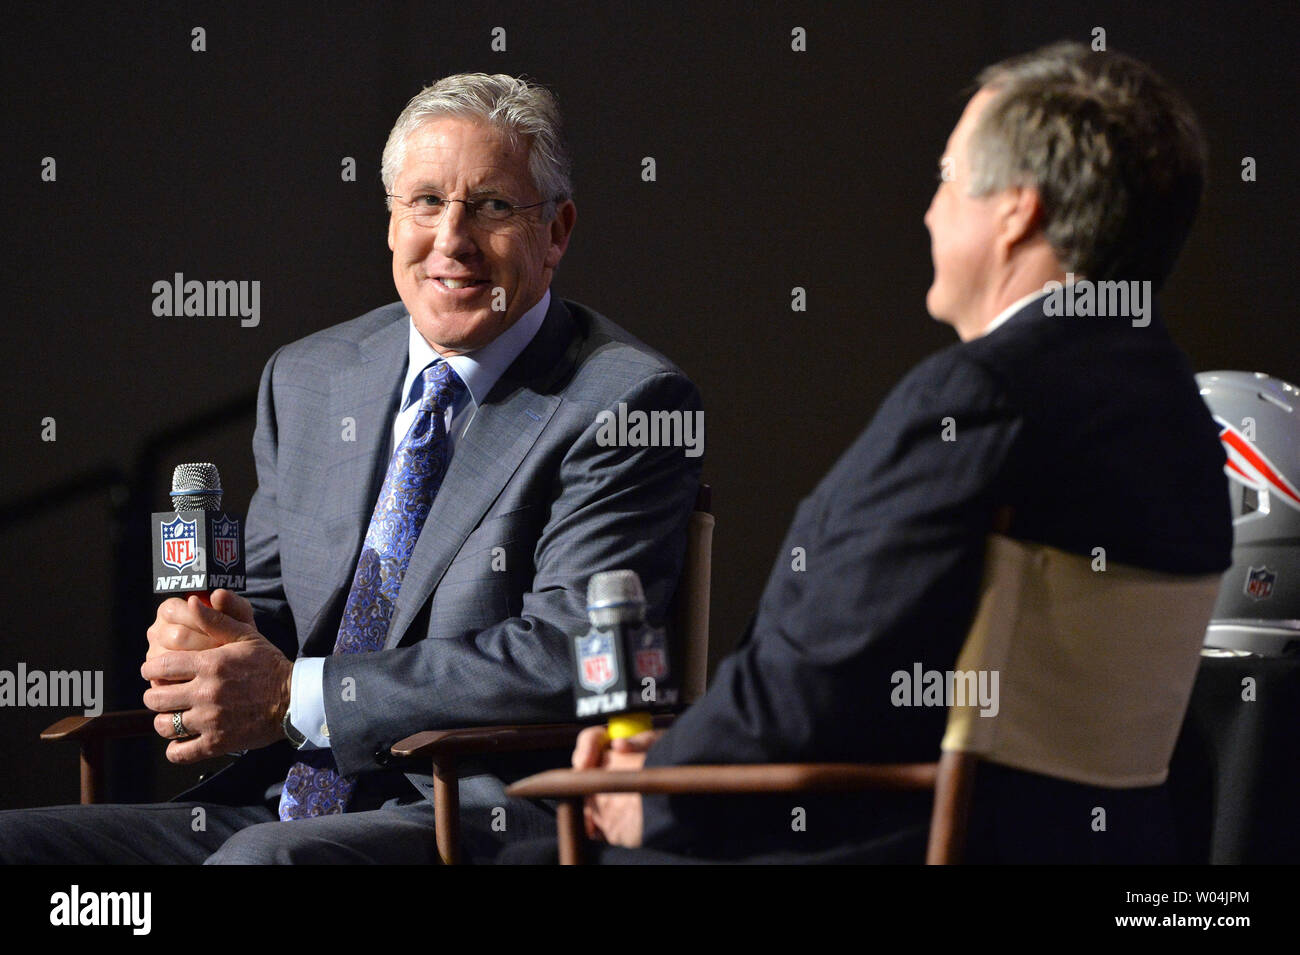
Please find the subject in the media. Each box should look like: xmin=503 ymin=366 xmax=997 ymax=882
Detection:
xmin=187 ymin=295 xmax=702 ymax=805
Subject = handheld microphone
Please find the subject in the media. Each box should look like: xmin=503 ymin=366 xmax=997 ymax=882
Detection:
xmin=572 ymin=570 xmax=675 ymax=739
xmin=150 ymin=462 xmax=246 ymax=606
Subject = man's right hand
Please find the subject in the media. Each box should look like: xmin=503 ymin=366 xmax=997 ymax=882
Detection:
xmin=572 ymin=725 xmax=661 ymax=846
xmin=146 ymin=590 xmax=253 ymax=686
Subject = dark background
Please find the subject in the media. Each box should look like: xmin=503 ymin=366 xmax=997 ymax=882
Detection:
xmin=2 ymin=0 xmax=1295 ymax=808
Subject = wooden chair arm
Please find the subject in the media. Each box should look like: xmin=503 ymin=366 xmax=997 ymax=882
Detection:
xmin=506 ymin=762 xmax=939 ymax=799
xmin=40 ymin=709 xmax=157 ymax=742
xmin=391 ymin=713 xmax=677 ymax=760
xmin=507 ymin=761 xmax=939 ymax=864
xmin=391 ymin=714 xmax=676 ymax=864
xmin=391 ymin=723 xmax=588 ymax=760
xmin=39 ymin=709 xmax=158 ymax=805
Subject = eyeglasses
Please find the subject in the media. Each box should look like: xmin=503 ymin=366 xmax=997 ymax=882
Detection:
xmin=386 ymin=193 xmax=558 ymax=228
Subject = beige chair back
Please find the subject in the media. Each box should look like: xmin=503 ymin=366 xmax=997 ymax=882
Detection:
xmin=673 ymin=498 xmax=714 ymax=704
xmin=941 ymin=534 xmax=1223 ymax=787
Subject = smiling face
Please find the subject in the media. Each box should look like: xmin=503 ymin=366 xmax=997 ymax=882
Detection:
xmin=387 ymin=116 xmax=576 ymax=356
xmin=923 ymin=89 xmax=1003 ymax=338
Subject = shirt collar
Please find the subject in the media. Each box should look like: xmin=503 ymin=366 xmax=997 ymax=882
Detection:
xmin=980 ymin=287 xmax=1051 ymax=338
xmin=401 ymin=289 xmax=550 ymax=412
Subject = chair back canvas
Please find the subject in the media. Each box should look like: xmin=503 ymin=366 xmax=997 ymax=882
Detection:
xmin=941 ymin=534 xmax=1222 ymax=787
xmin=676 ymin=510 xmax=714 ymax=703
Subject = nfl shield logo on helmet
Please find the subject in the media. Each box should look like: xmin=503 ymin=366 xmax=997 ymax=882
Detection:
xmin=1245 ymin=566 xmax=1276 ymax=600
xmin=576 ymin=632 xmax=618 ymax=693
xmin=212 ymin=515 xmax=241 ymax=571
xmin=161 ymin=515 xmax=198 ymax=572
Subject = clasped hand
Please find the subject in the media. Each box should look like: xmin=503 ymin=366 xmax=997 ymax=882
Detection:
xmin=571 ymin=725 xmax=663 ymax=848
xmin=140 ymin=589 xmax=293 ymax=763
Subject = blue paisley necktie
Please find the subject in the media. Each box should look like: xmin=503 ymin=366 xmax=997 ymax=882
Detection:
xmin=279 ymin=360 xmax=465 ymax=820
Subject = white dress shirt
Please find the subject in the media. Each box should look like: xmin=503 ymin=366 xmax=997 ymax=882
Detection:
xmin=980 ymin=288 xmax=1051 ymax=338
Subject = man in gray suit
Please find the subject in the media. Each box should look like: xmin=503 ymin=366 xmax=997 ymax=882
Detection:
xmin=0 ymin=73 xmax=702 ymax=863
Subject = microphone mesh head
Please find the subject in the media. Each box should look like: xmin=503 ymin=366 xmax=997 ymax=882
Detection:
xmin=587 ymin=570 xmax=646 ymax=627
xmin=171 ymin=462 xmax=223 ymax=512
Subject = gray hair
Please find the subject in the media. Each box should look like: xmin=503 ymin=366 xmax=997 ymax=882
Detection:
xmin=967 ymin=42 xmax=1206 ymax=289
xmin=381 ymin=73 xmax=572 ymax=216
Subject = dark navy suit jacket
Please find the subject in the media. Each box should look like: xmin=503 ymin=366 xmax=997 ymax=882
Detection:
xmin=639 ymin=296 xmax=1232 ymax=862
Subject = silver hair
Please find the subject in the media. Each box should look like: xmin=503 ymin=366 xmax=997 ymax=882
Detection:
xmin=966 ymin=42 xmax=1206 ymax=289
xmin=381 ymin=73 xmax=572 ymax=217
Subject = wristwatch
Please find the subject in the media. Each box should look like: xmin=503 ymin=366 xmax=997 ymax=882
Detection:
xmin=282 ymin=708 xmax=307 ymax=749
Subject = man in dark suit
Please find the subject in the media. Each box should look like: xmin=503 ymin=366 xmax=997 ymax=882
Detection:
xmin=563 ymin=42 xmax=1232 ymax=863
xmin=0 ymin=73 xmax=701 ymax=863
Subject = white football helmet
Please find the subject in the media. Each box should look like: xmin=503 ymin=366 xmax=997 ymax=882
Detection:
xmin=1198 ymin=371 xmax=1300 ymax=656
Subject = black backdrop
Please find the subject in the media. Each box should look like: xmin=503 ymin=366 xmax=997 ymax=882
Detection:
xmin=2 ymin=0 xmax=1296 ymax=809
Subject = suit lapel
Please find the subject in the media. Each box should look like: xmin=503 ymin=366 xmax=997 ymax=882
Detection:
xmin=384 ymin=297 xmax=581 ymax=648
xmin=302 ymin=315 xmax=407 ymax=650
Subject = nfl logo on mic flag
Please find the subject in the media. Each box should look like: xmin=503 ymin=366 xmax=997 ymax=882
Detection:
xmin=577 ymin=632 xmax=618 ymax=693
xmin=633 ymin=627 xmax=670 ymax=680
xmin=160 ymin=515 xmax=198 ymax=571
xmin=212 ymin=516 xmax=241 ymax=571
xmin=151 ymin=511 xmax=247 ymax=593
xmin=571 ymin=622 xmax=677 ymax=718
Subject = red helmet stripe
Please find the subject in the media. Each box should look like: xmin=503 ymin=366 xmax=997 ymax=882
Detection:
xmin=1224 ymin=457 xmax=1254 ymax=483
xmin=1221 ymin=426 xmax=1300 ymax=508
